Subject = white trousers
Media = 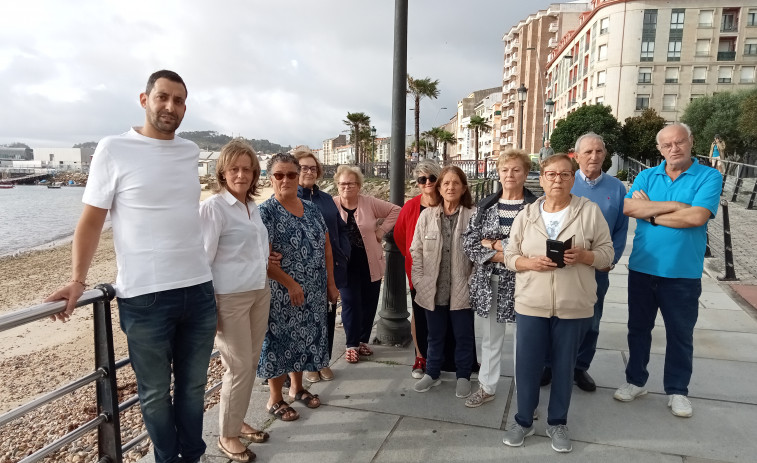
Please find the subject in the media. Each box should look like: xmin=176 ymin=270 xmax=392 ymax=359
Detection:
xmin=477 ymin=274 xmax=519 ymax=394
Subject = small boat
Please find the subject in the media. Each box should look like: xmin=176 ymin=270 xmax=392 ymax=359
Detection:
xmin=47 ymin=183 xmax=62 ymax=189
xmin=0 ymin=184 xmax=14 ymax=189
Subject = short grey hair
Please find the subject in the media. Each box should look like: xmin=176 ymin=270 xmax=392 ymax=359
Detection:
xmin=656 ymin=123 xmax=692 ymax=145
xmin=413 ymin=160 xmax=441 ymax=178
xmin=267 ymin=152 xmax=299 ymax=176
xmin=574 ymin=132 xmax=606 ymax=155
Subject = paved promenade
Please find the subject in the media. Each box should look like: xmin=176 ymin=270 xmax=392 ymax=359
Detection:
xmin=138 ymin=218 xmax=757 ymax=463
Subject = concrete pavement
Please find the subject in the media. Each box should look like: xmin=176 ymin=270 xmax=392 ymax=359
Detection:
xmin=138 ymin=218 xmax=757 ymax=463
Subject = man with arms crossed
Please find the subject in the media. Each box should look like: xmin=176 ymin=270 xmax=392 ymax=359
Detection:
xmin=47 ymin=70 xmax=216 ymax=463
xmin=613 ymin=123 xmax=721 ymax=417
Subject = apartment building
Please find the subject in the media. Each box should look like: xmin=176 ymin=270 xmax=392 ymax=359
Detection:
xmin=502 ymin=2 xmax=589 ymax=154
xmin=321 ymin=134 xmax=348 ymax=165
xmin=545 ymin=0 xmax=757 ymax=131
xmin=453 ymin=87 xmax=500 ymax=160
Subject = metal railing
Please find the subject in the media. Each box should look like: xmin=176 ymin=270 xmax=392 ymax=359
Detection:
xmin=0 ymin=286 xmax=224 ymax=462
xmin=626 ymin=156 xmax=740 ymax=281
xmin=696 ymin=156 xmax=757 ymax=210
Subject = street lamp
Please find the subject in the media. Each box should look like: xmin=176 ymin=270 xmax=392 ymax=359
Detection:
xmin=517 ymin=84 xmax=528 ymax=150
xmin=544 ymin=97 xmax=554 ymax=144
xmin=371 ymin=126 xmax=377 ymax=162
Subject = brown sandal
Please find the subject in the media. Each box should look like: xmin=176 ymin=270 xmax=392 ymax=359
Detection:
xmin=292 ymin=390 xmax=321 ymax=409
xmin=218 ymin=438 xmax=256 ymax=462
xmin=267 ymin=400 xmax=299 ymax=421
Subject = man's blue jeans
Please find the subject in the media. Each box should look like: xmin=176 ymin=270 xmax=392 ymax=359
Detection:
xmin=118 ymin=281 xmax=217 ymax=463
xmin=576 ymin=270 xmax=610 ymax=371
xmin=626 ymin=270 xmax=700 ymax=396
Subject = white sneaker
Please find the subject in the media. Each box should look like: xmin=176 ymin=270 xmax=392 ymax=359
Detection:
xmin=413 ymin=374 xmax=441 ymax=392
xmin=613 ymin=382 xmax=647 ymax=402
xmin=668 ymin=394 xmax=692 ymax=417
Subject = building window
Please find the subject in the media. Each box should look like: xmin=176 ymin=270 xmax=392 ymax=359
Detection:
xmin=692 ymin=66 xmax=707 ymax=83
xmin=718 ymin=67 xmax=734 ymax=83
xmin=671 ymin=10 xmax=685 ymax=30
xmin=641 ymin=41 xmax=655 ymax=61
xmin=662 ymin=94 xmax=677 ymax=111
xmin=636 ymin=95 xmax=650 ymax=110
xmin=597 ymin=70 xmax=606 ymax=87
xmin=699 ymin=10 xmax=714 ymax=27
xmin=643 ymin=10 xmax=658 ymax=31
xmin=748 ymin=9 xmax=757 ymax=27
xmin=665 ymin=67 xmax=679 ymax=83
xmin=600 ymin=17 xmax=609 ymax=35
xmin=695 ymin=39 xmax=710 ymax=56
xmin=722 ymin=13 xmax=737 ymax=32
xmin=638 ymin=67 xmax=652 ymax=83
xmin=745 ymin=38 xmax=757 ymax=55
xmin=690 ymin=94 xmax=704 ymax=101
xmin=667 ymin=40 xmax=682 ymax=61
xmin=598 ymin=44 xmax=608 ymax=60
xmin=742 ymin=66 xmax=756 ymax=83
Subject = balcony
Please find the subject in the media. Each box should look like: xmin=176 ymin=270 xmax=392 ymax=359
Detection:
xmin=549 ymin=22 xmax=559 ymax=33
xmin=721 ymin=24 xmax=739 ymax=33
xmin=717 ymin=51 xmax=736 ymax=61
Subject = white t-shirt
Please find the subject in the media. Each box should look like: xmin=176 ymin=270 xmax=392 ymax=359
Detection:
xmin=83 ymin=128 xmax=212 ymax=298
xmin=540 ymin=202 xmax=570 ymax=240
xmin=199 ymin=190 xmax=269 ymax=294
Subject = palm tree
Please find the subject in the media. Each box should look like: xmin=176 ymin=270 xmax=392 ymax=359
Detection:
xmin=343 ymin=112 xmax=371 ymax=163
xmin=467 ymin=115 xmax=491 ymax=175
xmin=422 ymin=127 xmax=444 ymax=158
xmin=438 ymin=129 xmax=456 ymax=163
xmin=407 ymin=75 xmax=440 ymax=157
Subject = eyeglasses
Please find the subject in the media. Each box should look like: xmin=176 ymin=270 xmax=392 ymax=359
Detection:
xmin=417 ymin=175 xmax=438 ymax=184
xmin=658 ymin=139 xmax=690 ymax=151
xmin=300 ymin=166 xmax=318 ymax=173
xmin=271 ymin=172 xmax=298 ymax=180
xmin=338 ymin=182 xmax=357 ymax=188
xmin=543 ymin=171 xmax=574 ymax=181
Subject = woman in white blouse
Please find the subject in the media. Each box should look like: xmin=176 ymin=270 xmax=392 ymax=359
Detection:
xmin=199 ymin=139 xmax=270 ymax=462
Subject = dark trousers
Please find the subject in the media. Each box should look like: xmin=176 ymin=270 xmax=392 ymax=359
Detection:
xmin=340 ymin=252 xmax=382 ymax=348
xmin=626 ymin=270 xmax=700 ymax=395
xmin=514 ymin=313 xmax=590 ymax=427
xmin=576 ymin=270 xmax=610 ymax=371
xmin=425 ymin=305 xmax=475 ymax=379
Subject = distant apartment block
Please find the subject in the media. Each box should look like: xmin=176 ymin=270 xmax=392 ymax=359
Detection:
xmin=452 ymin=87 xmax=500 ymax=160
xmin=545 ymin=0 xmax=757 ymax=133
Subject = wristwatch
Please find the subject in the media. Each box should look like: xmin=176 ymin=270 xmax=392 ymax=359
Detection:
xmin=650 ymin=216 xmax=658 ymax=226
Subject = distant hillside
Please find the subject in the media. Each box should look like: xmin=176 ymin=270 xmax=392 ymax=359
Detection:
xmin=178 ymin=131 xmax=292 ymax=154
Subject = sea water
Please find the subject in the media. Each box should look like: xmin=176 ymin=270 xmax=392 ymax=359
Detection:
xmin=0 ymin=185 xmax=86 ymax=257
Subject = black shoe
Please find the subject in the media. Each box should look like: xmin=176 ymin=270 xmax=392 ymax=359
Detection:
xmin=540 ymin=367 xmax=552 ymax=387
xmin=574 ymin=369 xmax=596 ymax=392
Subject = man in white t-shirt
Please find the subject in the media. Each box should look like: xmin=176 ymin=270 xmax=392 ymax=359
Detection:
xmin=46 ymin=70 xmax=216 ymax=463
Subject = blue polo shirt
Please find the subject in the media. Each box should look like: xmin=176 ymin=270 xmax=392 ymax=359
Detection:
xmin=626 ymin=158 xmax=721 ymax=279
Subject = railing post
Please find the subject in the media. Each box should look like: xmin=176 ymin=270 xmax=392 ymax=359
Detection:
xmin=747 ymin=178 xmax=757 ymax=210
xmin=717 ymin=200 xmax=738 ymax=282
xmin=93 ymin=284 xmax=122 ymax=463
xmin=721 ymin=163 xmax=728 ymax=193
xmin=730 ymin=164 xmax=743 ymax=203
xmin=704 ymin=232 xmax=712 ymax=258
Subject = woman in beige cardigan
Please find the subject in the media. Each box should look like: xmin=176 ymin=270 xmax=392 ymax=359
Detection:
xmin=410 ymin=166 xmax=476 ymax=398
xmin=333 ymin=165 xmax=400 ymax=364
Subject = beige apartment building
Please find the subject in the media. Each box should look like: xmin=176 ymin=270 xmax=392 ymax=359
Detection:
xmin=502 ymin=2 xmax=590 ymax=154
xmin=545 ymin=0 xmax=757 ymax=133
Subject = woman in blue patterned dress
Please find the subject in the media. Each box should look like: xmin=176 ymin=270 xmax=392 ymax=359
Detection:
xmin=258 ymin=153 xmax=339 ymax=421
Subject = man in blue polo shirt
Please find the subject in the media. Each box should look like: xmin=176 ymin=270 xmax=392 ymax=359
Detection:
xmin=613 ymin=123 xmax=721 ymax=418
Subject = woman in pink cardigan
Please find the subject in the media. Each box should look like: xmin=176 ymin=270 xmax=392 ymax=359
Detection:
xmin=333 ymin=165 xmax=400 ymax=363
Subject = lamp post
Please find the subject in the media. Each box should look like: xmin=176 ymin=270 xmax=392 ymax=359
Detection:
xmin=371 ymin=126 xmax=377 ymax=162
xmin=544 ymin=97 xmax=554 ymax=143
xmin=517 ymin=84 xmax=528 ymax=150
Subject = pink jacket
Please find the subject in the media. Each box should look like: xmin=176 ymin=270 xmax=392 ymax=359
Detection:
xmin=334 ymin=194 xmax=401 ymax=282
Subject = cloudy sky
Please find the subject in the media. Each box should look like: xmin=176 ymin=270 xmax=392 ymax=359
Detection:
xmin=1 ymin=0 xmax=558 ymax=149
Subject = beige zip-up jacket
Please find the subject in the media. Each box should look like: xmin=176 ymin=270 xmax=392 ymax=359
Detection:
xmin=410 ymin=204 xmax=476 ymax=311
xmin=504 ymin=195 xmax=613 ymax=319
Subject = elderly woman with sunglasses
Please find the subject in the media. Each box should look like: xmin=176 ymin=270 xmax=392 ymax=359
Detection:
xmin=295 ymin=150 xmax=351 ymax=383
xmin=501 ymin=154 xmax=613 ymax=453
xmin=333 ymin=165 xmax=400 ymax=364
xmin=257 ymin=153 xmax=339 ymax=422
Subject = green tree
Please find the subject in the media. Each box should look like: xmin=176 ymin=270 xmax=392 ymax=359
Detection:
xmin=619 ymin=108 xmax=666 ymax=162
xmin=738 ymin=88 xmax=757 ymax=151
xmin=72 ymin=141 xmax=98 ymax=149
xmin=423 ymin=127 xmax=445 ymax=158
xmin=467 ymin=115 xmax=490 ymax=167
xmin=550 ymin=104 xmax=622 ymax=157
xmin=438 ymin=129 xmax=456 ymax=163
xmin=343 ymin=112 xmax=371 ymax=163
xmin=681 ymin=91 xmax=746 ymax=158
xmin=407 ymin=75 xmax=440 ymax=155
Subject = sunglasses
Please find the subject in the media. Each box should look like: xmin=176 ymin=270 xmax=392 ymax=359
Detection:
xmin=417 ymin=175 xmax=438 ymax=184
xmin=271 ymin=172 xmax=298 ymax=180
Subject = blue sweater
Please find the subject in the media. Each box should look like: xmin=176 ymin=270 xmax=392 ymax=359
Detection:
xmin=571 ymin=171 xmax=629 ymax=264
